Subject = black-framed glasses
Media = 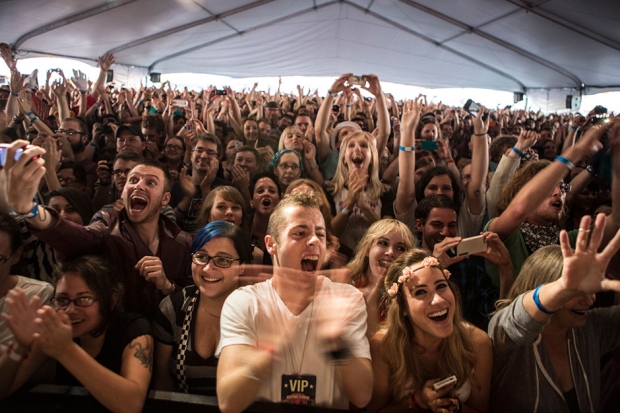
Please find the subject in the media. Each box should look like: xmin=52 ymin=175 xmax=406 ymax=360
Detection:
xmin=557 ymin=182 xmax=572 ymax=193
xmin=165 ymin=144 xmax=183 ymax=151
xmin=191 ymin=253 xmax=241 ymax=268
xmin=193 ymin=148 xmax=218 ymax=157
xmin=112 ymin=168 xmax=132 ymax=176
xmin=51 ymin=296 xmax=98 ymax=309
xmin=0 ymin=253 xmax=12 ymax=263
xmin=57 ymin=177 xmax=77 ymax=184
xmin=55 ymin=129 xmax=86 ymax=137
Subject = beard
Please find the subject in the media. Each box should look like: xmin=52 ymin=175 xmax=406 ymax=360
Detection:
xmin=71 ymin=139 xmax=86 ymax=154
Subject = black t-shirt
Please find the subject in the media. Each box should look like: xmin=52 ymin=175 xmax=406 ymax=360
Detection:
xmin=56 ymin=312 xmax=152 ymax=386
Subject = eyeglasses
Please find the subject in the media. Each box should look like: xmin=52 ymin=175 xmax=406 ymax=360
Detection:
xmin=51 ymin=296 xmax=98 ymax=309
xmin=278 ymin=163 xmax=300 ymax=171
xmin=193 ymin=148 xmax=218 ymax=158
xmin=57 ymin=177 xmax=77 ymax=184
xmin=191 ymin=253 xmax=241 ymax=268
xmin=0 ymin=253 xmax=12 ymax=263
xmin=557 ymin=182 xmax=572 ymax=193
xmin=55 ymin=129 xmax=86 ymax=136
xmin=165 ymin=144 xmax=183 ymax=151
xmin=112 ymin=168 xmax=132 ymax=176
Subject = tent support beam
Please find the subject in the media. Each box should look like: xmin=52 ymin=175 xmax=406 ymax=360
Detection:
xmin=396 ymin=0 xmax=582 ymax=87
xmin=505 ymin=0 xmax=620 ymax=53
xmin=108 ymin=0 xmax=276 ymax=55
xmin=345 ymin=2 xmax=526 ymax=90
xmin=13 ymin=0 xmax=137 ymax=50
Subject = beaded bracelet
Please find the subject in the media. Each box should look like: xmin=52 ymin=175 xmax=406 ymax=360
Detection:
xmin=533 ymin=284 xmax=557 ymax=315
xmin=555 ymin=155 xmax=576 ymax=170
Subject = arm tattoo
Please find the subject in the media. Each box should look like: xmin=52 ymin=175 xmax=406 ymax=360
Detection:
xmin=129 ymin=336 xmax=153 ymax=371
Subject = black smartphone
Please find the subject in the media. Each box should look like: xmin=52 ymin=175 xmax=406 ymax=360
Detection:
xmin=464 ymin=99 xmax=488 ymax=120
xmin=215 ymin=89 xmax=227 ymax=95
xmin=106 ymin=70 xmax=114 ymax=83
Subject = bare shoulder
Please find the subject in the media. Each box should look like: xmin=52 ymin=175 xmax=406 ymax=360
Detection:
xmin=369 ymin=329 xmax=387 ymax=349
xmin=467 ymin=324 xmax=492 ymax=349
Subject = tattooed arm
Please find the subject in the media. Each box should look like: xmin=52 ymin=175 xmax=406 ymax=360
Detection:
xmin=54 ymin=334 xmax=153 ymax=413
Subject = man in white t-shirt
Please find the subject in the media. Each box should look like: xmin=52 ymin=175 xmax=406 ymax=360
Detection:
xmin=216 ymin=192 xmax=372 ymax=412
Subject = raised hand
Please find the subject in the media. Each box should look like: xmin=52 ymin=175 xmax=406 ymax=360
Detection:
xmin=401 ymin=97 xmax=423 ymax=139
xmin=329 ymin=73 xmax=352 ymax=95
xmin=98 ymin=52 xmax=115 ymax=72
xmin=360 ymin=74 xmax=382 ymax=97
xmin=51 ymin=78 xmax=68 ymax=98
xmin=2 ymin=288 xmax=42 ymax=350
xmin=3 ymin=140 xmax=47 ymax=214
xmin=34 ymin=307 xmax=74 ymax=359
xmin=558 ymin=213 xmax=620 ymax=295
xmin=69 ymin=70 xmax=88 ymax=93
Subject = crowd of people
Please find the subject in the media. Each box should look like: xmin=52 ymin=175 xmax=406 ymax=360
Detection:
xmin=0 ymin=44 xmax=619 ymax=413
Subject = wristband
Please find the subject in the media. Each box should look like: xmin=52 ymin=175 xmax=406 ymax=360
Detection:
xmin=345 ymin=104 xmax=352 ymax=108
xmin=11 ymin=202 xmax=39 ymax=219
xmin=570 ymin=125 xmax=578 ymax=131
xmin=12 ymin=115 xmax=23 ymax=124
xmin=27 ymin=111 xmax=34 ymax=117
xmin=585 ymin=165 xmax=596 ymax=177
xmin=446 ymin=159 xmax=455 ymax=164
xmin=533 ymin=284 xmax=557 ymax=315
xmin=327 ymin=89 xmax=336 ymax=97
xmin=339 ymin=206 xmax=353 ymax=216
xmin=399 ymin=145 xmax=415 ymax=152
xmin=89 ymin=142 xmax=97 ymax=148
xmin=555 ymin=155 xmax=575 ymax=170
xmin=6 ymin=343 xmax=28 ymax=362
xmin=175 ymin=205 xmax=187 ymax=214
xmin=326 ymin=346 xmax=352 ymax=364
xmin=10 ymin=92 xmax=18 ymax=97
xmin=29 ymin=117 xmax=39 ymax=124
xmin=474 ymin=132 xmax=487 ymax=136
xmin=511 ymin=146 xmax=525 ymax=158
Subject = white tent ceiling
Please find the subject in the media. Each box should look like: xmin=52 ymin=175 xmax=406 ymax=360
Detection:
xmin=2 ymin=0 xmax=620 ymax=95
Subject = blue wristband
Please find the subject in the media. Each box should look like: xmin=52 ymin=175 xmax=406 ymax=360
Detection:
xmin=327 ymin=89 xmax=336 ymax=97
xmin=555 ymin=155 xmax=575 ymax=170
xmin=399 ymin=145 xmax=415 ymax=152
xmin=12 ymin=202 xmax=39 ymax=219
xmin=30 ymin=117 xmax=39 ymax=124
xmin=570 ymin=125 xmax=578 ymax=131
xmin=175 ymin=205 xmax=187 ymax=214
xmin=533 ymin=284 xmax=556 ymax=315
xmin=511 ymin=146 xmax=525 ymax=158
xmin=27 ymin=111 xmax=34 ymax=117
xmin=10 ymin=92 xmax=18 ymax=97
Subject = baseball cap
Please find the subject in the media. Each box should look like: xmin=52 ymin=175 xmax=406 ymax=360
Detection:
xmin=116 ymin=124 xmax=144 ymax=141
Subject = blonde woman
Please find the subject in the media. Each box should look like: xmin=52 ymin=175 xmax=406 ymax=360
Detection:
xmin=368 ymin=249 xmax=492 ymax=413
xmin=325 ymin=130 xmax=395 ymax=255
xmin=489 ymin=214 xmax=620 ymax=413
xmin=347 ymin=219 xmax=415 ymax=338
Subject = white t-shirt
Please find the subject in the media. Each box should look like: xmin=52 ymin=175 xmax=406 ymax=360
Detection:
xmin=217 ymin=276 xmax=370 ymax=409
xmin=0 ymin=276 xmax=54 ymax=349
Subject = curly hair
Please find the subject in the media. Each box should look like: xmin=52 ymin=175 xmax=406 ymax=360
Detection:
xmin=380 ymin=249 xmax=476 ymax=401
xmin=497 ymin=160 xmax=550 ymax=214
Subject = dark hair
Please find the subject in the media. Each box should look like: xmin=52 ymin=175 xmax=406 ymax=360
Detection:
xmin=415 ymin=166 xmax=462 ymax=208
xmin=58 ymin=161 xmax=87 ymax=186
xmin=53 ymin=256 xmax=124 ymax=338
xmin=63 ymin=117 xmax=89 ymax=136
xmin=142 ymin=114 xmax=165 ymax=134
xmin=194 ymin=132 xmax=222 ymax=157
xmin=250 ymin=171 xmax=281 ymax=199
xmin=414 ymin=194 xmax=459 ymax=224
xmin=234 ymin=146 xmax=259 ymax=164
xmin=48 ymin=187 xmax=95 ymax=225
xmin=135 ymin=158 xmax=173 ymax=193
xmin=115 ymin=150 xmax=144 ymax=164
xmin=173 ymin=114 xmax=186 ymax=124
xmin=489 ymin=136 xmax=518 ymax=164
xmin=191 ymin=221 xmax=252 ymax=264
xmin=0 ymin=212 xmax=23 ymax=253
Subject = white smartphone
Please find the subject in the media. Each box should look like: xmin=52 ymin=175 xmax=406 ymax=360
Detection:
xmin=455 ymin=235 xmax=487 ymax=257
xmin=172 ymin=99 xmax=189 ymax=107
xmin=433 ymin=375 xmax=457 ymax=391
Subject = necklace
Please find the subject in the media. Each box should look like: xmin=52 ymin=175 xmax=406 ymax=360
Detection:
xmin=201 ymin=302 xmax=220 ymax=318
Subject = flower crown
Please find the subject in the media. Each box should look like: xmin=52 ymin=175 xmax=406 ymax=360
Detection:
xmin=387 ymin=256 xmax=451 ymax=297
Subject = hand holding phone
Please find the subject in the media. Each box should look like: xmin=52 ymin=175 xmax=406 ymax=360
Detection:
xmin=433 ymin=375 xmax=457 ymax=391
xmin=447 ymin=235 xmax=487 ymax=258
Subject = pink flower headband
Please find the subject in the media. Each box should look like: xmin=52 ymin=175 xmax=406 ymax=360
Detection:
xmin=387 ymin=256 xmax=451 ymax=297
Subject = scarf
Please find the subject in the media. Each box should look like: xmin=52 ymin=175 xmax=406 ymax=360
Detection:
xmin=520 ymin=222 xmax=560 ymax=253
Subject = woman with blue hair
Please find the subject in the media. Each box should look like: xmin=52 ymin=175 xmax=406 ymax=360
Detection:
xmin=269 ymin=148 xmax=304 ymax=193
xmin=152 ymin=220 xmax=252 ymax=395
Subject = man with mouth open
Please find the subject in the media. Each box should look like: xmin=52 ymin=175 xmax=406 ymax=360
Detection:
xmin=415 ymin=194 xmax=513 ymax=330
xmin=485 ymin=119 xmax=620 ymax=284
xmin=216 ymin=191 xmax=372 ymax=412
xmin=4 ymin=142 xmax=192 ymax=319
